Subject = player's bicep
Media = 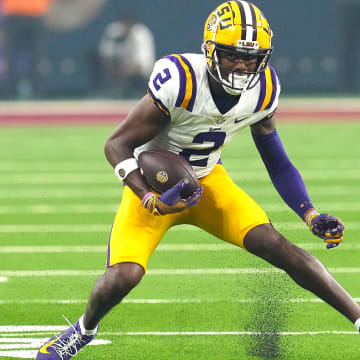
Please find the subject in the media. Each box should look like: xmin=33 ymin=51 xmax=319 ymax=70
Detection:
xmin=105 ymin=95 xmax=170 ymax=164
xmin=251 ymin=116 xmax=276 ymax=135
xmin=119 ymin=94 xmax=170 ymax=147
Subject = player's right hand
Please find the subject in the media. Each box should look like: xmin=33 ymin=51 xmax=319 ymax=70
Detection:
xmin=142 ymin=179 xmax=203 ymax=215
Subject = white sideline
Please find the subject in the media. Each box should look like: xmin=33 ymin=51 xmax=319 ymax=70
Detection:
xmin=0 ymin=222 xmax=360 ymax=233
xmin=1 ymin=267 xmax=360 ymax=277
xmin=0 ymin=278 xmax=8 ymax=283
xmin=0 ymin=242 xmax=360 ymax=254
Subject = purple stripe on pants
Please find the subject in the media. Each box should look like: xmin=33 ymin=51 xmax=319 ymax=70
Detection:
xmin=106 ymin=224 xmax=114 ymax=268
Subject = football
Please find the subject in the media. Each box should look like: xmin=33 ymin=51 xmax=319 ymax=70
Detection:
xmin=138 ymin=149 xmax=199 ymax=198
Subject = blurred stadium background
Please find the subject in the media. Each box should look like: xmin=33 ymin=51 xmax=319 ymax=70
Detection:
xmin=0 ymin=0 xmax=359 ymax=99
xmin=0 ymin=1 xmax=360 ymax=359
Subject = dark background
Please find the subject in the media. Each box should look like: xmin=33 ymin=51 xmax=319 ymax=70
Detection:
xmin=1 ymin=0 xmax=359 ymax=98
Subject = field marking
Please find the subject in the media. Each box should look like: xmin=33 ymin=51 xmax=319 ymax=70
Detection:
xmin=0 ymin=169 xmax=359 ymax=184
xmin=0 ymin=297 xmax=359 ymax=305
xmin=230 ymin=169 xmax=360 ymax=181
xmin=1 ymin=267 xmax=360 ymax=278
xmin=0 ymin=224 xmax=111 ymax=233
xmin=0 ymin=174 xmax=116 ymax=184
xmin=0 ymin=242 xmax=360 ymax=254
xmin=0 ymin=326 xmax=357 ymax=337
xmin=0 ymin=189 xmax=122 ymax=199
xmin=1 ymin=222 xmax=360 ymax=233
xmin=0 ymin=278 xmax=8 ymax=283
xmin=98 ymin=330 xmax=360 ymax=336
xmin=1 ymin=202 xmax=360 ymax=214
xmin=0 ymin=336 xmax=110 ymax=359
xmin=0 ymin=185 xmax=359 ymax=199
xmin=0 ymin=204 xmax=118 ymax=214
xmin=1 ymin=329 xmax=358 ymax=337
xmin=0 ymin=269 xmax=281 ymax=277
xmin=0 ymin=158 xmax=359 ymax=171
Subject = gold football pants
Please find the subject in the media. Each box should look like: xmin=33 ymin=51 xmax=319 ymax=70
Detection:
xmin=107 ymin=164 xmax=270 ymax=271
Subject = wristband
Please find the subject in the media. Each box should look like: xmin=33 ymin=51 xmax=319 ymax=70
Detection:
xmin=141 ymin=192 xmax=157 ymax=213
xmin=304 ymin=209 xmax=319 ymax=226
xmin=114 ymin=158 xmax=139 ymax=181
xmin=141 ymin=192 xmax=154 ymax=208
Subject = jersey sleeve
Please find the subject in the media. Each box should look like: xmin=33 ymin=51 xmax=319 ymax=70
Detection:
xmin=147 ymin=57 xmax=180 ymax=117
xmin=253 ymin=65 xmax=281 ymax=120
xmin=147 ymin=54 xmax=198 ymax=118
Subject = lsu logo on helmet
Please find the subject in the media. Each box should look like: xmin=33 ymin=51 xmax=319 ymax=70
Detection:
xmin=203 ymin=1 xmax=273 ymax=94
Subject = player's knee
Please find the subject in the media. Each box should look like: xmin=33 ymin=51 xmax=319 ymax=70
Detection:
xmin=245 ymin=224 xmax=315 ymax=269
xmin=106 ymin=262 xmax=144 ymax=297
xmin=244 ymin=224 xmax=290 ymax=261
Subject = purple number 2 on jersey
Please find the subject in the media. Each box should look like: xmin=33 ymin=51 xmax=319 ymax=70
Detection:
xmin=180 ymin=131 xmax=227 ymax=167
xmin=153 ymin=68 xmax=172 ymax=90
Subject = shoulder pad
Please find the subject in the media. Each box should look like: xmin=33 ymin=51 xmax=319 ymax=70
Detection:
xmin=163 ymin=54 xmax=197 ymax=112
xmin=254 ymin=65 xmax=279 ymax=113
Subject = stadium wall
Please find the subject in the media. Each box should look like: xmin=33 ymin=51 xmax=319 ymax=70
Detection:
xmin=0 ymin=98 xmax=360 ymax=126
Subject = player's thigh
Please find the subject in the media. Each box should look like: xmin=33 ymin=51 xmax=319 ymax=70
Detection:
xmin=107 ymin=186 xmax=179 ymax=272
xmin=190 ymin=164 xmax=269 ymax=249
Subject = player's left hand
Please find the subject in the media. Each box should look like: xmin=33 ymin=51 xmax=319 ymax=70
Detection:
xmin=156 ymin=179 xmax=203 ymax=215
xmin=306 ymin=211 xmax=344 ymax=249
xmin=142 ymin=179 xmax=203 ymax=215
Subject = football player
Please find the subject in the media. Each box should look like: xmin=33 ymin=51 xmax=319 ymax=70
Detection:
xmin=37 ymin=1 xmax=360 ymax=358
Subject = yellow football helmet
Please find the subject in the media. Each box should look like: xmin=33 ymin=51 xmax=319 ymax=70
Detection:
xmin=203 ymin=1 xmax=273 ymax=94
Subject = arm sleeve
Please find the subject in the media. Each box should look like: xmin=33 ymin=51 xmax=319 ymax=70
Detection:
xmin=252 ymin=129 xmax=314 ymax=220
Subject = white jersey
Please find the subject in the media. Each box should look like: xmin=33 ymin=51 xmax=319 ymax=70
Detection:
xmin=135 ymin=53 xmax=280 ymax=179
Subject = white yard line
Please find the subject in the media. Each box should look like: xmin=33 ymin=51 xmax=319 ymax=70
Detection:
xmin=0 ymin=202 xmax=360 ymax=214
xmin=0 ymin=325 xmax=358 ymax=336
xmin=1 ymin=222 xmax=360 ymax=233
xmin=0 ymin=174 xmax=116 ymax=184
xmin=230 ymin=169 xmax=360 ymax=181
xmin=0 ymin=189 xmax=122 ymax=199
xmin=0 ymin=185 xmax=359 ymax=199
xmin=0 ymin=204 xmax=118 ymax=214
xmin=1 ymin=267 xmax=360 ymax=278
xmin=0 ymin=242 xmax=360 ymax=254
xmin=0 ymin=224 xmax=111 ymax=233
xmin=98 ymin=330 xmax=359 ymax=336
xmin=0 ymin=327 xmax=357 ymax=336
xmin=0 ymin=297 xmax=359 ymax=305
xmin=0 ymin=169 xmax=359 ymax=184
xmin=0 ymin=158 xmax=359 ymax=171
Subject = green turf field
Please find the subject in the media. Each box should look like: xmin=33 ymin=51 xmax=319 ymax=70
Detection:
xmin=0 ymin=122 xmax=359 ymax=359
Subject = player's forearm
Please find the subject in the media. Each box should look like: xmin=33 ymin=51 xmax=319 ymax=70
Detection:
xmin=252 ymin=129 xmax=314 ymax=221
xmin=123 ymin=169 xmax=152 ymax=200
xmin=104 ymin=138 xmax=151 ymax=199
xmin=104 ymin=135 xmax=133 ymax=168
